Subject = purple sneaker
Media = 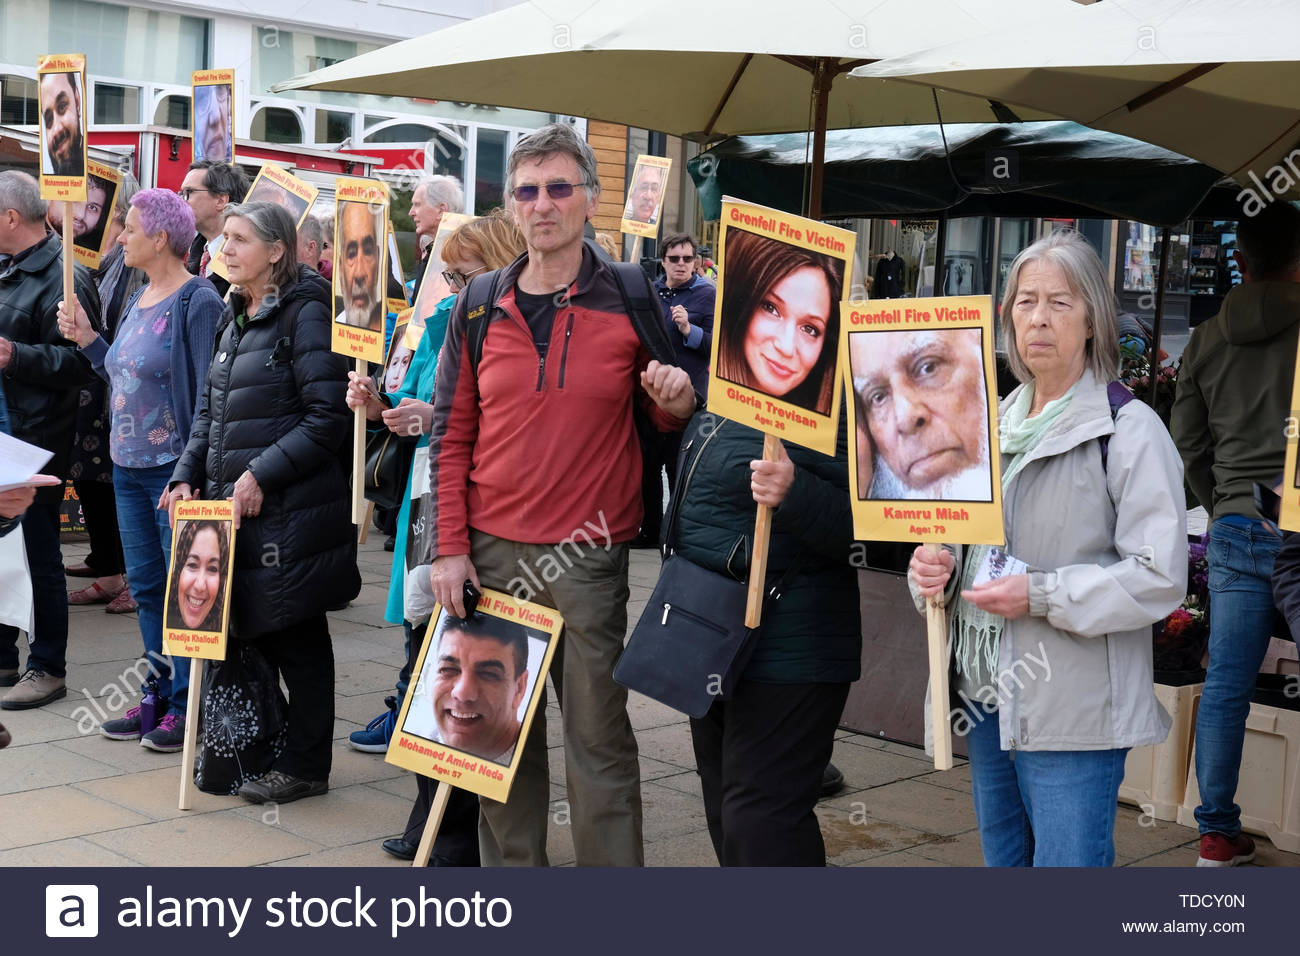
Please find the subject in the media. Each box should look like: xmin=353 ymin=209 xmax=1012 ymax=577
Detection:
xmin=141 ymin=713 xmax=186 ymax=753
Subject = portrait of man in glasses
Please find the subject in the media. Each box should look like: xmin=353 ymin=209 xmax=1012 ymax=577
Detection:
xmin=622 ymin=161 xmax=666 ymax=226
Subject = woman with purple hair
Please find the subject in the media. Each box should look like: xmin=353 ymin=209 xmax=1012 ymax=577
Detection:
xmin=58 ymin=187 xmax=225 ymax=752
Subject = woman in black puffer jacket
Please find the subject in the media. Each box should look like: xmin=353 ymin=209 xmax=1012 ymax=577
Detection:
xmin=671 ymin=411 xmax=860 ymax=866
xmin=165 ymin=201 xmax=358 ymax=805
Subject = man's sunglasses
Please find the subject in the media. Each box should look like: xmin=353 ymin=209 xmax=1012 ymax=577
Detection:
xmin=442 ymin=266 xmax=487 ymax=290
xmin=663 ymin=255 xmax=696 ymax=264
xmin=509 ymin=182 xmax=585 ymax=202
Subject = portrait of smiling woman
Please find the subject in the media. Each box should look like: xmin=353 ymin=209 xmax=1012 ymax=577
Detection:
xmin=715 ymin=229 xmax=843 ymax=416
xmin=165 ymin=519 xmax=230 ymax=633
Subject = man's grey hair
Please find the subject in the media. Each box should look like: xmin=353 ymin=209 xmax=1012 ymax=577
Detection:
xmin=417 ymin=174 xmax=464 ymax=212
xmin=0 ymin=171 xmax=48 ymax=223
xmin=1000 ymin=229 xmax=1121 ymax=385
xmin=297 ymin=213 xmax=324 ymax=248
xmin=506 ymin=123 xmax=600 ymax=202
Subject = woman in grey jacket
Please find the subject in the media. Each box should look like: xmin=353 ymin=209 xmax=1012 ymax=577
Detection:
xmin=909 ymin=230 xmax=1187 ymax=866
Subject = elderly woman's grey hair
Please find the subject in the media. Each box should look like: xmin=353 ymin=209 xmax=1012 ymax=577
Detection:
xmin=221 ymin=200 xmax=299 ymax=294
xmin=1000 ymin=229 xmax=1120 ymax=385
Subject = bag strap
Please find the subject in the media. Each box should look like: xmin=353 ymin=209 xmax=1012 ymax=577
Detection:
xmin=1099 ymin=380 xmax=1135 ymax=473
xmin=663 ymin=418 xmax=809 ymax=604
xmin=464 ymin=269 xmax=505 ymax=373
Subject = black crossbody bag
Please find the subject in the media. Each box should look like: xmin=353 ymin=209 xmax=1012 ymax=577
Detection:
xmin=615 ymin=422 xmax=805 ymax=718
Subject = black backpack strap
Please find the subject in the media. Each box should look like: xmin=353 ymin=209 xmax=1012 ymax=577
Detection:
xmin=462 ymin=269 xmax=505 ymax=374
xmin=604 ymin=254 xmax=705 ymax=410
xmin=1099 ymin=380 xmax=1136 ymax=472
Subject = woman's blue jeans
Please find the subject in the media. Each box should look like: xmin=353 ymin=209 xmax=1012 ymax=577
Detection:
xmin=114 ymin=463 xmax=189 ymax=714
xmin=1194 ymin=514 xmax=1280 ymax=836
xmin=965 ymin=703 xmax=1128 ymax=866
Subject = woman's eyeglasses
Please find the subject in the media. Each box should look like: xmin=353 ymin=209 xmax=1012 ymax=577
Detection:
xmin=442 ymin=266 xmax=488 ymax=290
xmin=509 ymin=182 xmax=585 ymax=202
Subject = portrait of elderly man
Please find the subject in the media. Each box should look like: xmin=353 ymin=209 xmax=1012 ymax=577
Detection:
xmin=335 ymin=201 xmax=383 ymax=331
xmin=850 ymin=326 xmax=993 ymax=501
xmin=404 ymin=613 xmax=541 ymax=766
xmin=40 ymin=71 xmax=85 ymax=177
xmin=194 ymin=83 xmax=233 ymax=164
xmin=622 ymin=163 xmax=666 ymax=225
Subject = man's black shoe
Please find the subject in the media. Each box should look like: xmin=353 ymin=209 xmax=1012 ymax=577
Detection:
xmin=820 ymin=761 xmax=846 ymax=798
xmin=382 ymin=836 xmax=417 ymax=861
xmin=238 ymin=770 xmax=328 ymax=805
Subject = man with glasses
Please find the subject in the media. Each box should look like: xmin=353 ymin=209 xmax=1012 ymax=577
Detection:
xmin=180 ymin=160 xmax=249 ymax=298
xmin=426 ymin=124 xmax=695 ymax=866
xmin=634 ymin=233 xmax=717 ymax=546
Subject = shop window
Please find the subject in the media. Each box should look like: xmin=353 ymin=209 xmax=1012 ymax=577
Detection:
xmin=476 ymin=128 xmax=509 ymax=215
xmin=0 ymin=73 xmax=38 ymax=125
xmin=250 ymin=106 xmax=303 ymax=145
xmin=315 ymin=109 xmax=353 ymax=145
xmin=154 ymin=94 xmax=191 ymax=129
xmin=364 ymin=122 xmax=439 ymax=144
xmin=93 ymin=83 xmax=141 ymax=125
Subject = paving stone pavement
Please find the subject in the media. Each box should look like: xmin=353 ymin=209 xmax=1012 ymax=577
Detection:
xmin=1 ymin=532 xmax=1294 ymax=868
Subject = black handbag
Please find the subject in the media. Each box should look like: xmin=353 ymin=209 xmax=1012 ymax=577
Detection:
xmin=363 ymin=426 xmax=417 ymax=510
xmin=194 ymin=641 xmax=288 ymax=795
xmin=615 ymin=422 xmax=805 ymax=718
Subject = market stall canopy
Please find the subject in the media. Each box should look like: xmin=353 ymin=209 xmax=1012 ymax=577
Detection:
xmin=687 ymin=122 xmax=1236 ymax=226
xmin=271 ymin=0 xmax=1063 ymax=140
xmin=850 ymin=0 xmax=1300 ymax=192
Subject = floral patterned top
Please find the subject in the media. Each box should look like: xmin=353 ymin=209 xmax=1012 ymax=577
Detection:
xmin=106 ymin=288 xmax=185 ymax=468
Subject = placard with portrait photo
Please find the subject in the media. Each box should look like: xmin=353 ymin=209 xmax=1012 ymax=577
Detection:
xmin=620 ymin=155 xmax=672 ymax=238
xmin=244 ymin=163 xmax=318 ymax=227
xmin=707 ymin=199 xmax=856 ymax=456
xmin=840 ymin=294 xmax=1005 ymax=545
xmin=383 ymin=307 xmax=416 ymax=393
xmin=331 ymin=177 xmax=389 ymax=364
xmin=48 ymin=159 xmax=121 ymax=269
xmin=162 ymin=500 xmax=236 ymax=661
xmin=387 ymin=587 xmax=562 ymax=804
xmin=191 ymin=69 xmax=235 ymax=165
xmin=407 ymin=212 xmax=475 ymax=350
xmin=37 ymin=54 xmax=88 ymax=202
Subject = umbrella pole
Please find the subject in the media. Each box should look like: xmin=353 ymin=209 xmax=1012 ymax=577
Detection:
xmin=808 ymin=58 xmax=831 ymax=220
xmin=1148 ymin=226 xmax=1171 ymax=405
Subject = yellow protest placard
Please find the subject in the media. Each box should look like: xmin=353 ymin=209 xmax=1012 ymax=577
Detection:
xmin=840 ymin=294 xmax=1005 ymax=545
xmin=162 ymin=500 xmax=236 ymax=662
xmin=706 ymin=199 xmax=856 ymax=456
xmin=37 ymin=54 xmax=88 ymax=203
xmin=331 ymin=177 xmax=389 ymax=365
xmin=1279 ymin=334 xmax=1300 ymax=532
xmin=387 ymin=587 xmax=562 ymax=804
xmin=191 ymin=68 xmax=234 ymax=165
xmin=53 ymin=159 xmax=121 ymax=269
xmin=620 ymin=155 xmax=672 ymax=238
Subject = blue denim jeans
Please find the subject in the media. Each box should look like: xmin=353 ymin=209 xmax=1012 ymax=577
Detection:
xmin=965 ymin=704 xmax=1129 ymax=866
xmin=1194 ymin=513 xmax=1280 ymax=836
xmin=114 ymin=463 xmax=189 ymax=714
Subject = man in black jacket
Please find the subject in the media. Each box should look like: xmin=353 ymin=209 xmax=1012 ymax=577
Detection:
xmin=181 ymin=160 xmax=249 ymax=298
xmin=0 ymin=171 xmax=102 ymax=709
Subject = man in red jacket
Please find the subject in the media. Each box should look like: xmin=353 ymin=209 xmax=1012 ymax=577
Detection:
xmin=427 ymin=124 xmax=695 ymax=866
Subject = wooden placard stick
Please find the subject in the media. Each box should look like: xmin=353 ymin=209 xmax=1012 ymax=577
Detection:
xmin=358 ymin=499 xmax=375 ymax=545
xmin=61 ymin=204 xmax=74 ymax=310
xmin=924 ymin=542 xmax=954 ymax=771
xmin=744 ymin=433 xmax=781 ymax=627
xmin=411 ymin=780 xmax=453 ymax=868
xmin=351 ymin=358 xmax=366 ymax=526
xmin=178 ymin=659 xmax=204 ymax=809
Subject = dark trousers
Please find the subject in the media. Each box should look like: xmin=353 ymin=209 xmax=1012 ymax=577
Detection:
xmin=0 ymin=499 xmax=68 ymax=678
xmin=399 ymin=616 xmax=480 ymax=865
xmin=256 ymin=614 xmax=335 ymax=781
xmin=690 ymin=680 xmax=849 ymax=866
xmin=72 ymin=480 xmax=125 ymax=576
xmin=638 ymin=428 xmax=683 ymax=541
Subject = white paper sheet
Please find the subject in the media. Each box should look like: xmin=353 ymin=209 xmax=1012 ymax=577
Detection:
xmin=0 ymin=432 xmax=53 ymax=492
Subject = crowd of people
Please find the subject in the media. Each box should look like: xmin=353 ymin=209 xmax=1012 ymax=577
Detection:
xmin=0 ymin=124 xmax=1296 ymax=869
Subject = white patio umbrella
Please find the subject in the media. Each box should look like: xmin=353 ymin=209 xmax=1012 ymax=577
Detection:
xmin=851 ymin=0 xmax=1300 ymax=191
xmin=272 ymin=0 xmax=1065 ymax=216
